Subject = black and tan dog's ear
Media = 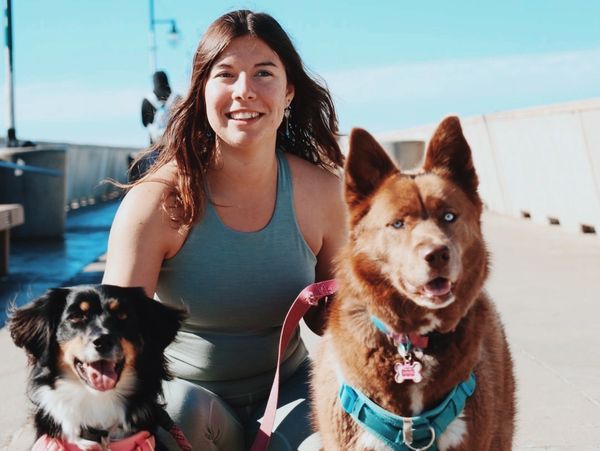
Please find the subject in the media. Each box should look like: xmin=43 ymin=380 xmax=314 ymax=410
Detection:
xmin=423 ymin=116 xmax=480 ymax=201
xmin=345 ymin=128 xmax=398 ymax=211
xmin=131 ymin=290 xmax=186 ymax=351
xmin=143 ymin=300 xmax=186 ymax=351
xmin=9 ymin=288 xmax=69 ymax=362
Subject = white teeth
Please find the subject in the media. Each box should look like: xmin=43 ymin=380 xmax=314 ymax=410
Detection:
xmin=228 ymin=111 xmax=260 ymax=120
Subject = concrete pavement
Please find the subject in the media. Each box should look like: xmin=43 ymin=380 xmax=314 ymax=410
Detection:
xmin=1 ymin=211 xmax=599 ymax=450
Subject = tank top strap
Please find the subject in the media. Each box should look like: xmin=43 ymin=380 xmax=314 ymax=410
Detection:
xmin=274 ymin=150 xmax=295 ymax=222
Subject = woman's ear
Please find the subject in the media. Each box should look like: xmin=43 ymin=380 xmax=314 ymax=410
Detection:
xmin=285 ymin=84 xmax=295 ymax=106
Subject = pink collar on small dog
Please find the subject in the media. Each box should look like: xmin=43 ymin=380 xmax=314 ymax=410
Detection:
xmin=31 ymin=431 xmax=156 ymax=451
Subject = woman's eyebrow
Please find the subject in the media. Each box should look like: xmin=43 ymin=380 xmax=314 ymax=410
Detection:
xmin=255 ymin=61 xmax=278 ymax=68
xmin=212 ymin=61 xmax=278 ymax=70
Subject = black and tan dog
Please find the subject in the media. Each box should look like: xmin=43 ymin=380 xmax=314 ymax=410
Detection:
xmin=9 ymin=284 xmax=185 ymax=450
xmin=312 ymin=117 xmax=515 ymax=450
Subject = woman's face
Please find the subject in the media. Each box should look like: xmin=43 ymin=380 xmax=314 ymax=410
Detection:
xmin=204 ymin=36 xmax=294 ymax=154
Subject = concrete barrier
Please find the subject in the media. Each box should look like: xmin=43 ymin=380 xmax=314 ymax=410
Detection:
xmin=377 ymin=98 xmax=600 ymax=235
xmin=0 ymin=142 xmax=137 ymax=237
xmin=0 ymin=146 xmax=67 ymax=238
xmin=0 ymin=203 xmax=24 ymax=275
xmin=63 ymin=143 xmax=134 ymax=209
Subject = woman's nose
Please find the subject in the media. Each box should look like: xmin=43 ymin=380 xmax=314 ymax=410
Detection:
xmin=232 ymin=73 xmax=256 ymax=100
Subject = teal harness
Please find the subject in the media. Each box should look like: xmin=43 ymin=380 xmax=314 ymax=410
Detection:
xmin=339 ymin=373 xmax=476 ymax=450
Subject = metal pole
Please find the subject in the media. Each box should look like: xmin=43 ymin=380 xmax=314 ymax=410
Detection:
xmin=149 ymin=0 xmax=157 ymax=76
xmin=3 ymin=0 xmax=17 ymax=147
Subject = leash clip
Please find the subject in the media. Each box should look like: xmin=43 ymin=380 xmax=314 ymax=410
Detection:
xmin=305 ymin=293 xmax=319 ymax=305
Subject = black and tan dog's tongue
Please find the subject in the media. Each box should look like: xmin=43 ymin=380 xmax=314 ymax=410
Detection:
xmin=83 ymin=360 xmax=118 ymax=391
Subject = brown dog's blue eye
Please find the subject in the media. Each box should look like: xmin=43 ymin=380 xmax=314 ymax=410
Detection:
xmin=391 ymin=219 xmax=404 ymax=229
xmin=443 ymin=212 xmax=457 ymax=223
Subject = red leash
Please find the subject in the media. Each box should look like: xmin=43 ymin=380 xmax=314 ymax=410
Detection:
xmin=250 ymin=279 xmax=338 ymax=451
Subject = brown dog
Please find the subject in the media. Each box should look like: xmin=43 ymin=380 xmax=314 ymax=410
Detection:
xmin=311 ymin=117 xmax=515 ymax=450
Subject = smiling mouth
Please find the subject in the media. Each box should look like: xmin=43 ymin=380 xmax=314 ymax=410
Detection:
xmin=402 ymin=277 xmax=455 ymax=308
xmin=423 ymin=277 xmax=452 ymax=300
xmin=74 ymin=358 xmax=125 ymax=392
xmin=226 ymin=111 xmax=262 ymax=120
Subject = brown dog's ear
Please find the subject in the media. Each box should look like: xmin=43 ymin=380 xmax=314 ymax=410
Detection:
xmin=423 ymin=116 xmax=479 ymax=199
xmin=9 ymin=288 xmax=69 ymax=363
xmin=345 ymin=128 xmax=398 ymax=210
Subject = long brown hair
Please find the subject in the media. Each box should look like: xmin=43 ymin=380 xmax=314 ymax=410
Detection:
xmin=132 ymin=10 xmax=343 ymax=228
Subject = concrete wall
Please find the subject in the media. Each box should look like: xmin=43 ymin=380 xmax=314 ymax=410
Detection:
xmin=0 ymin=141 xmax=136 ymax=237
xmin=62 ymin=143 xmax=134 ymax=209
xmin=376 ymin=98 xmax=600 ymax=235
xmin=0 ymin=146 xmax=67 ymax=237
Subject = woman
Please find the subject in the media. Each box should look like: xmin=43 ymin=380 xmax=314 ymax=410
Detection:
xmin=103 ymin=10 xmax=346 ymax=450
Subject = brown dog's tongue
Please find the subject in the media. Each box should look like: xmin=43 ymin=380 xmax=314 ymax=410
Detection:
xmin=425 ymin=278 xmax=451 ymax=297
xmin=84 ymin=361 xmax=118 ymax=391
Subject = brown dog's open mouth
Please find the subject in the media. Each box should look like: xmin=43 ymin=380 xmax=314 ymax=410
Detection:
xmin=423 ymin=277 xmax=452 ymax=300
xmin=74 ymin=358 xmax=125 ymax=391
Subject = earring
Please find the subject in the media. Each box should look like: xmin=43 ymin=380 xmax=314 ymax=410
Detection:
xmin=284 ymin=106 xmax=291 ymax=138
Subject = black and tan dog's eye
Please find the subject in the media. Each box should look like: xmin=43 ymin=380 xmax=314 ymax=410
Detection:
xmin=117 ymin=311 xmax=128 ymax=320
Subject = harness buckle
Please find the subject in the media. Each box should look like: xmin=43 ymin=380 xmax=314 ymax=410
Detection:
xmin=403 ymin=418 xmax=414 ymax=444
xmin=402 ymin=419 xmax=436 ymax=451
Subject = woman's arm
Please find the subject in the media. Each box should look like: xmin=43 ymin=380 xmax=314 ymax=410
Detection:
xmin=102 ymin=169 xmax=184 ymax=297
xmin=304 ymin=172 xmax=347 ymax=335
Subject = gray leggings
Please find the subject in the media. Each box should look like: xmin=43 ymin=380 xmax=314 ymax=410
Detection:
xmin=159 ymin=359 xmax=322 ymax=450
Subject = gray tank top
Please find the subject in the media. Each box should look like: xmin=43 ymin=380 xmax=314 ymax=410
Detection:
xmin=155 ymin=150 xmax=316 ymax=405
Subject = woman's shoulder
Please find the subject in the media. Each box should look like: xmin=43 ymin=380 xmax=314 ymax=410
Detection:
xmin=285 ymin=153 xmax=345 ymax=230
xmin=116 ymin=162 xmax=182 ymax=231
xmin=125 ymin=161 xmax=178 ymax=203
xmin=285 ymin=153 xmax=343 ymax=197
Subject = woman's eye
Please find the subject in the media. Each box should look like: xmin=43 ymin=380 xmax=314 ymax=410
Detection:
xmin=215 ymin=72 xmax=233 ymax=78
xmin=443 ymin=212 xmax=457 ymax=223
xmin=256 ymin=70 xmax=272 ymax=77
xmin=390 ymin=219 xmax=405 ymax=229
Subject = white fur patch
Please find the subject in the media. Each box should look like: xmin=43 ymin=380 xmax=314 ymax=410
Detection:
xmin=409 ymin=293 xmax=456 ymax=310
xmin=356 ymin=430 xmax=393 ymax=451
xmin=437 ymin=414 xmax=467 ymax=451
xmin=33 ymin=367 xmax=138 ymax=442
xmin=419 ymin=313 xmax=442 ymax=335
xmin=408 ymin=385 xmax=424 ymax=414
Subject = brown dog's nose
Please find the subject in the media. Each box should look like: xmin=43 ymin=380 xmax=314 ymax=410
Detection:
xmin=423 ymin=245 xmax=450 ymax=269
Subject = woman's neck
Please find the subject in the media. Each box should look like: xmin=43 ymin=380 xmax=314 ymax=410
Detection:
xmin=208 ymin=142 xmax=279 ymax=205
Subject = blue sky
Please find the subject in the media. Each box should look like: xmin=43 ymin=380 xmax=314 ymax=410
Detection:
xmin=2 ymin=0 xmax=600 ymax=147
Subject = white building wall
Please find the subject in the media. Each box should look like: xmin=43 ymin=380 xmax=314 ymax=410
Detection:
xmin=374 ymin=98 xmax=600 ymax=234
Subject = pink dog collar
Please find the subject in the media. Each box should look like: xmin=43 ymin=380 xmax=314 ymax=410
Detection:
xmin=32 ymin=430 xmax=156 ymax=451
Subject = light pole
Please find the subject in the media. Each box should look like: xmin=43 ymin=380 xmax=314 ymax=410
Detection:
xmin=3 ymin=0 xmax=17 ymax=147
xmin=148 ymin=0 xmax=179 ymax=76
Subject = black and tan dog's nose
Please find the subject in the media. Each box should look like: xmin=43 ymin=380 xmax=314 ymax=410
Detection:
xmin=93 ymin=334 xmax=116 ymax=353
xmin=422 ymin=245 xmax=450 ymax=269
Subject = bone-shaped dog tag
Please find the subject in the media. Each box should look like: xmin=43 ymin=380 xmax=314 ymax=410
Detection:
xmin=394 ymin=361 xmax=423 ymax=383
